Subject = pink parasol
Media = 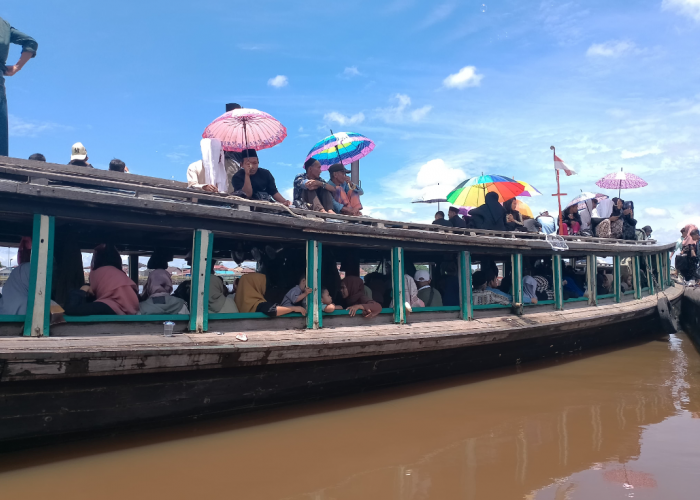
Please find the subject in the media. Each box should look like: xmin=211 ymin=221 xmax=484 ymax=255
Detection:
xmin=595 ymin=168 xmax=648 ymax=198
xmin=202 ymin=108 xmax=287 ymax=152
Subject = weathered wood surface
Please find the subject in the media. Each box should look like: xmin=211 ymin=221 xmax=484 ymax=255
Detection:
xmin=0 ymin=178 xmax=674 ymax=255
xmin=0 ymin=284 xmax=682 ymax=382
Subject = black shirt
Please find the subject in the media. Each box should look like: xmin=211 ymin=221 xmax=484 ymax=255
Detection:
xmin=449 ymin=215 xmax=467 ymax=228
xmin=432 ymin=218 xmax=452 ymax=227
xmin=231 ymin=168 xmax=279 ymax=197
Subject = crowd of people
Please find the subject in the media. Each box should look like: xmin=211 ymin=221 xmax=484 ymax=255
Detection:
xmin=432 ymin=191 xmax=654 ymax=242
xmin=674 ymin=224 xmax=700 ymax=282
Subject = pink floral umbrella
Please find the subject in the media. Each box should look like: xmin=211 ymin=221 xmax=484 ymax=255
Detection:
xmin=595 ymin=168 xmax=648 ymax=198
xmin=202 ymin=108 xmax=287 ymax=152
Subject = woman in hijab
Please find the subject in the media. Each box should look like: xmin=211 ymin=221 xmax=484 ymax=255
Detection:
xmin=139 ymin=269 xmax=189 ymax=315
xmin=676 ymin=224 xmax=700 ymax=281
xmin=65 ymin=245 xmax=140 ymax=316
xmin=208 ymin=269 xmax=238 ymax=313
xmin=593 ymin=198 xmax=623 ymax=238
xmin=340 ymin=276 xmax=383 ymax=318
xmin=403 ymin=274 xmax=425 ymax=308
xmin=503 ymin=198 xmax=525 ymax=231
xmin=563 ymin=205 xmax=582 ymax=235
xmin=234 ymin=272 xmax=306 ymax=317
xmin=469 ymin=192 xmax=507 ymax=231
xmin=0 ymin=239 xmax=32 ymax=315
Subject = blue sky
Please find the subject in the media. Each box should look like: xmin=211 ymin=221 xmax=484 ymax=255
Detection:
xmin=3 ymin=0 xmax=700 ymax=247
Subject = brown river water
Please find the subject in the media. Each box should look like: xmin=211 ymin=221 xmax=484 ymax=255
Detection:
xmin=1 ymin=332 xmax=700 ymax=500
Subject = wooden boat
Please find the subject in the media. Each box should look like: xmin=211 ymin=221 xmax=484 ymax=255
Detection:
xmin=0 ymin=156 xmax=681 ymax=448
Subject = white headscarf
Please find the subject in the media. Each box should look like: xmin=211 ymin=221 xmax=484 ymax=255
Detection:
xmin=404 ymin=274 xmax=425 ymax=308
xmin=594 ymin=198 xmax=614 ymax=218
xmin=200 ymin=138 xmax=228 ymax=193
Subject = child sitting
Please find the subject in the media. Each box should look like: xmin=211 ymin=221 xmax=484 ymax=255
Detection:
xmin=321 ymin=288 xmax=341 ymax=313
xmin=281 ymin=275 xmax=312 ymax=308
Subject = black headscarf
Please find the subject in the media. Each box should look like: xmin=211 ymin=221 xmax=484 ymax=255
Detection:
xmin=469 ymin=192 xmax=506 ymax=230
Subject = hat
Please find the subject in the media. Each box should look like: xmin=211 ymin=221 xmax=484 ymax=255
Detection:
xmin=241 ymin=149 xmax=258 ymax=159
xmin=414 ymin=270 xmax=430 ymax=283
xmin=226 ymin=103 xmax=242 ymax=112
xmin=328 ymin=163 xmax=350 ymax=175
xmin=70 ymin=142 xmax=87 ymax=161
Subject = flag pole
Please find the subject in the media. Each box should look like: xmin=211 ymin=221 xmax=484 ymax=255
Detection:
xmin=550 ymin=146 xmax=566 ymax=236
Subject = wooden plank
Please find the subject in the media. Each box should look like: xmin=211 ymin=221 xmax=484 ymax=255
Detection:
xmin=23 ymin=215 xmax=54 ymax=337
xmin=512 ymin=253 xmax=523 ymax=310
xmin=553 ymin=255 xmax=563 ymax=310
xmin=392 ymin=247 xmax=405 ymax=324
xmin=587 ymin=254 xmax=597 ymax=306
xmin=614 ymin=255 xmax=621 ymax=303
xmin=459 ymin=251 xmax=473 ymax=320
xmin=189 ymin=229 xmax=213 ymax=333
xmin=306 ymin=240 xmax=321 ymax=329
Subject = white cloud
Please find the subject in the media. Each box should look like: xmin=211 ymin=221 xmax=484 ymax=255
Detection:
xmin=620 ymin=147 xmax=662 ymax=159
xmin=443 ymin=66 xmax=483 ymax=89
xmin=662 ymin=0 xmax=700 ymax=21
xmin=342 ymin=66 xmax=361 ymax=78
xmin=607 ymin=108 xmax=630 ymax=118
xmin=420 ymin=3 xmax=456 ymax=28
xmin=376 ymin=94 xmax=432 ymax=123
xmin=8 ymin=114 xmax=62 ymax=137
xmin=586 ymin=40 xmax=636 ymax=57
xmin=267 ymin=75 xmax=288 ymax=88
xmin=414 ymin=159 xmax=468 ymax=200
xmin=323 ymin=111 xmax=365 ymax=126
xmin=644 ymin=207 xmax=670 ymax=218
xmin=166 ymin=152 xmax=188 ymax=163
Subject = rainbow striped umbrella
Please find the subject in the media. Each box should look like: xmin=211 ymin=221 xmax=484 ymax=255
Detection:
xmin=515 ymin=180 xmax=542 ymax=197
xmin=305 ymin=131 xmax=375 ymax=170
xmin=447 ymin=174 xmax=525 ymax=207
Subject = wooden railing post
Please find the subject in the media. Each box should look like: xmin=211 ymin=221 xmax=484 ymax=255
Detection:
xmin=613 ymin=255 xmax=621 ymax=303
xmin=511 ymin=253 xmax=523 ymax=313
xmin=647 ymin=254 xmax=655 ymax=295
xmin=666 ymin=252 xmax=672 ymax=287
xmin=391 ymin=247 xmax=406 ymax=324
xmin=553 ymin=254 xmax=564 ymax=311
xmin=128 ymin=255 xmax=139 ymax=283
xmin=189 ymin=229 xmax=213 ymax=333
xmin=633 ymin=255 xmax=642 ymax=300
xmin=458 ymin=251 xmax=473 ymax=320
xmin=23 ymin=214 xmax=55 ymax=337
xmin=306 ymin=240 xmax=322 ymax=329
xmin=587 ymin=254 xmax=597 ymax=306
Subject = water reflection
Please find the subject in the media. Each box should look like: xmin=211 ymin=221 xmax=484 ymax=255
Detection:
xmin=1 ymin=334 xmax=699 ymax=500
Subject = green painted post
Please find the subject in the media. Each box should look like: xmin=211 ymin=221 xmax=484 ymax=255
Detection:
xmin=511 ymin=253 xmax=523 ymax=308
xmin=458 ymin=251 xmax=473 ymax=320
xmin=391 ymin=247 xmax=406 ymax=324
xmin=24 ymin=214 xmax=55 ymax=337
xmin=647 ymin=254 xmax=655 ymax=295
xmin=553 ymin=254 xmax=564 ymax=311
xmin=667 ymin=252 xmax=672 ymax=287
xmin=587 ymin=254 xmax=597 ymax=306
xmin=613 ymin=255 xmax=621 ymax=303
xmin=189 ymin=229 xmax=213 ymax=333
xmin=306 ymin=240 xmax=322 ymax=329
xmin=633 ymin=255 xmax=642 ymax=300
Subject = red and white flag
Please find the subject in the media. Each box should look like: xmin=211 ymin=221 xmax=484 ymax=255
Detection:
xmin=554 ymin=154 xmax=576 ymax=176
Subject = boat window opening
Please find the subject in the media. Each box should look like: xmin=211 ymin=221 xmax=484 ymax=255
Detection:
xmin=403 ymin=250 xmax=461 ymax=312
xmin=470 ymin=253 xmax=514 ymax=309
xmin=562 ymin=255 xmax=588 ymax=303
xmin=595 ymin=255 xmax=616 ymax=301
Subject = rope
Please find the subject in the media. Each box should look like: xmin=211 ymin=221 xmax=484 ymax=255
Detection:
xmin=225 ymin=194 xmax=324 ymax=222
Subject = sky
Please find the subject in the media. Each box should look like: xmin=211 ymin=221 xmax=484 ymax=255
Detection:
xmin=2 ymin=0 xmax=700 ymax=257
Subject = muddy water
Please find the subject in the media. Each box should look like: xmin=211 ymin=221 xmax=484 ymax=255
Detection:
xmin=2 ymin=333 xmax=700 ymax=500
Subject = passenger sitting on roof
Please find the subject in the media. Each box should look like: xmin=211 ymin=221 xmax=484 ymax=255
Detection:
xmin=448 ymin=206 xmax=467 ymax=228
xmin=563 ymin=205 xmax=581 ymax=235
xmin=327 ymin=163 xmax=363 ymax=216
xmin=469 ymin=192 xmax=506 ymax=231
xmin=187 ymin=138 xmax=230 ymax=194
xmin=235 ymin=272 xmax=305 ymax=316
xmin=232 ymin=149 xmax=291 ymax=205
xmin=293 ymin=159 xmax=337 ymax=213
xmin=0 ymin=237 xmax=31 ymax=315
xmin=536 ymin=211 xmax=556 ymax=235
xmin=109 ymin=158 xmax=129 ymax=173
xmin=68 ymin=142 xmax=93 ymax=168
xmin=340 ymin=276 xmax=382 ymax=318
xmin=65 ymin=245 xmax=139 ymax=316
xmin=594 ymin=198 xmax=623 ymax=239
xmin=503 ymin=198 xmax=525 ymax=232
xmin=432 ymin=211 xmax=452 ymax=227
xmin=140 ymin=269 xmax=189 ymax=315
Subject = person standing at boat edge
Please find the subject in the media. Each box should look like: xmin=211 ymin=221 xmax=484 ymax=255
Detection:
xmin=0 ymin=17 xmax=38 ymax=157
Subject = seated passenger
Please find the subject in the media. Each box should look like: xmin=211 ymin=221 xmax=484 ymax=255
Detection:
xmin=340 ymin=276 xmax=382 ymax=318
xmin=469 ymin=192 xmax=506 ymax=231
xmin=522 ymin=274 xmax=539 ymax=304
xmin=391 ymin=274 xmax=424 ymax=308
xmin=231 ymin=150 xmax=291 ymax=205
xmin=293 ymin=159 xmax=337 ymax=213
xmin=65 ymin=245 xmax=139 ymax=316
xmin=321 ymin=288 xmax=340 ymax=313
xmin=621 ymin=274 xmax=633 ymax=292
xmin=562 ymin=265 xmax=584 ymax=299
xmin=676 ymin=226 xmax=700 ymax=281
xmin=563 ymin=205 xmax=581 ymax=235
xmin=234 ymin=273 xmax=305 ymax=316
xmin=596 ymin=270 xmax=611 ymax=296
xmin=503 ymin=198 xmax=525 ymax=231
xmin=414 ymin=270 xmax=443 ymax=307
xmin=471 ymin=271 xmax=511 ymax=306
xmin=281 ymin=274 xmax=312 ymax=309
xmin=68 ymin=142 xmax=94 ymax=168
xmin=432 ymin=211 xmax=452 ymax=227
xmin=447 ymin=206 xmax=467 ymax=228
xmin=187 ymin=138 xmax=230 ymax=193
xmin=0 ymin=238 xmax=31 ymax=315
xmin=327 ymin=163 xmax=363 ymax=216
xmin=209 ymin=268 xmax=238 ymax=313
xmin=594 ymin=198 xmax=623 ymax=239
xmin=139 ymin=269 xmax=189 ymax=315
xmin=536 ymin=211 xmax=556 ymax=235
xmin=441 ymin=262 xmax=460 ymax=306
xmin=579 ymin=199 xmax=597 ymax=235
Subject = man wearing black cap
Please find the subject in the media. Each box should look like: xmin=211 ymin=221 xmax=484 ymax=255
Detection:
xmin=231 ymin=149 xmax=291 ymax=205
xmin=293 ymin=158 xmax=337 ymax=212
xmin=327 ymin=163 xmax=363 ymax=216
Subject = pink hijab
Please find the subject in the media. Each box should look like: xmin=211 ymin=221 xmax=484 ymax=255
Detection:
xmin=142 ymin=269 xmax=173 ymax=299
xmin=89 ymin=266 xmax=139 ymax=315
xmin=682 ymin=224 xmax=698 ymax=246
